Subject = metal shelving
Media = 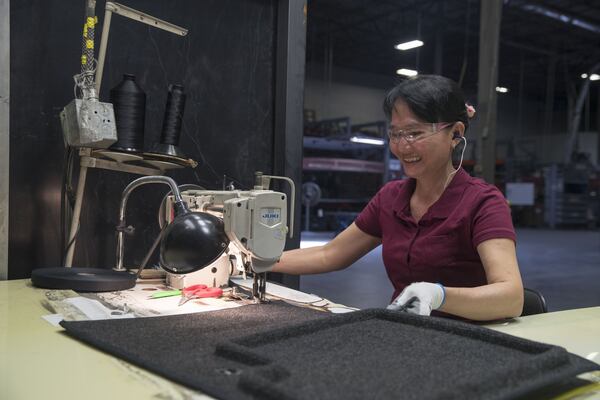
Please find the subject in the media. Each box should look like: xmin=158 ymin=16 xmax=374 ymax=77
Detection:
xmin=301 ymin=116 xmax=392 ymax=231
xmin=544 ymin=163 xmax=599 ymax=228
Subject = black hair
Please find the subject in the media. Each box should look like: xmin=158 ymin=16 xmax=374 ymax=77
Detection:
xmin=383 ymin=75 xmax=470 ymax=132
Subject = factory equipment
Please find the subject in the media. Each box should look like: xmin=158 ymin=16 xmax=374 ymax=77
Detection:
xmin=32 ymin=3 xmax=193 ymax=292
xmin=61 ymin=1 xmax=188 ymax=268
xmin=302 ymin=118 xmax=390 ymax=231
xmin=301 ymin=182 xmax=322 ymax=231
xmin=122 ymin=172 xmax=295 ymax=302
xmin=61 ymin=1 xmax=188 ymax=149
xmin=544 ymin=156 xmax=599 ymax=228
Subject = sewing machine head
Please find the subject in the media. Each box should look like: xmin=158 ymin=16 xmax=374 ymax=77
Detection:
xmin=162 ymin=173 xmax=295 ymax=301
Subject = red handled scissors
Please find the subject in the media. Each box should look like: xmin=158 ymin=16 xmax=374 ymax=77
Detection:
xmin=178 ymin=284 xmax=223 ymax=306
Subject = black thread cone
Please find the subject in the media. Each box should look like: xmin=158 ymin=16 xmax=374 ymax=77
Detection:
xmin=110 ymin=74 xmax=146 ymax=153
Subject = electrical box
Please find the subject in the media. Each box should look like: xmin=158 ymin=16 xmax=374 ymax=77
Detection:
xmin=60 ymin=99 xmax=117 ymax=148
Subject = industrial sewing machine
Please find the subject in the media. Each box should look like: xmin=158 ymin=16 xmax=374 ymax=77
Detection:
xmin=162 ymin=172 xmax=295 ymax=301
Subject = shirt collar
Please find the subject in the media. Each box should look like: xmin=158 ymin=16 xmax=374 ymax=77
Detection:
xmin=392 ymin=178 xmax=415 ymax=222
xmin=427 ymin=168 xmax=469 ymax=219
xmin=393 ymin=169 xmax=470 ymax=222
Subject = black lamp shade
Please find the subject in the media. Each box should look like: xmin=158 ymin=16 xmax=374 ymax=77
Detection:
xmin=159 ymin=211 xmax=229 ymax=274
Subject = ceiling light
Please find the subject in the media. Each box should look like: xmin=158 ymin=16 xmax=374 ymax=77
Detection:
xmin=350 ymin=136 xmax=385 ymax=146
xmin=581 ymin=73 xmax=589 ymax=79
xmin=394 ymin=40 xmax=424 ymax=51
xmin=590 ymin=74 xmax=600 ymax=81
xmin=396 ymin=68 xmax=418 ymax=77
xmin=496 ymin=86 xmax=509 ymax=93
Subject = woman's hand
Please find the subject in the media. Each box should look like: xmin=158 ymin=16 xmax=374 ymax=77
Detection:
xmin=387 ymin=282 xmax=445 ymax=315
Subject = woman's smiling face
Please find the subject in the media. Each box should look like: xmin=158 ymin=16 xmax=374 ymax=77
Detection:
xmin=389 ymin=100 xmax=456 ymax=180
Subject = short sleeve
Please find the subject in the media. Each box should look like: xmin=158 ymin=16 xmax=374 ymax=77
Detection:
xmin=354 ymin=188 xmax=383 ymax=238
xmin=472 ymin=186 xmax=516 ymax=248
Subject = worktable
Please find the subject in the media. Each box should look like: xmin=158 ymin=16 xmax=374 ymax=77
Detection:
xmin=1 ymin=279 xmax=599 ymax=400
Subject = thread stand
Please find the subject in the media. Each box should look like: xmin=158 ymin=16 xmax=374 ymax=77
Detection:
xmin=64 ymin=147 xmax=165 ymax=267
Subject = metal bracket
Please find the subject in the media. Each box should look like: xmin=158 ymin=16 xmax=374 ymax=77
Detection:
xmin=65 ymin=149 xmax=162 ymax=267
xmin=95 ymin=2 xmax=188 ymax=93
xmin=254 ymin=172 xmax=296 ymax=239
xmin=106 ymin=2 xmax=188 ymax=35
xmin=80 ymin=155 xmax=162 ymax=176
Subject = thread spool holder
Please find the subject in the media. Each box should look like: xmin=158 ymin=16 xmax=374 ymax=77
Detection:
xmin=64 ymin=147 xmax=198 ymax=267
xmin=64 ymin=3 xmax=190 ymax=267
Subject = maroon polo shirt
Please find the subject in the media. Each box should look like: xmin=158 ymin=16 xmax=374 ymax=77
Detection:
xmin=355 ymin=169 xmax=516 ymax=301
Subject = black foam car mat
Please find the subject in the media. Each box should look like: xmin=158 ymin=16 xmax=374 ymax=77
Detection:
xmin=60 ymin=302 xmax=599 ymax=400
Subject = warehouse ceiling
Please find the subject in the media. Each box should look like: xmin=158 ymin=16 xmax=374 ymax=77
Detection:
xmin=306 ymin=0 xmax=600 ymax=100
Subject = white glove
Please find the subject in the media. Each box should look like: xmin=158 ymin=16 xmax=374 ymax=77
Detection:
xmin=386 ymin=282 xmax=445 ymax=316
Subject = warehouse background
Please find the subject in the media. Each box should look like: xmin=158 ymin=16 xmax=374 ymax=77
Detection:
xmin=299 ymin=0 xmax=600 ymax=311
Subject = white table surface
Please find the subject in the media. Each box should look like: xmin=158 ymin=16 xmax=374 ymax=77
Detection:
xmin=1 ymin=279 xmax=599 ymax=400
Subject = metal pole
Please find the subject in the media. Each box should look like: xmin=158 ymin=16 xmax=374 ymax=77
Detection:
xmin=585 ymin=83 xmax=591 ymax=132
xmin=304 ymin=203 xmax=310 ymax=232
xmin=517 ymin=52 xmax=524 ymax=138
xmin=564 ymin=62 xmax=600 ymax=164
xmin=433 ymin=0 xmax=444 ymax=75
xmin=64 ymin=160 xmax=89 ymax=267
xmin=475 ymin=0 xmax=503 ymax=184
xmin=81 ymin=0 xmax=98 ymax=100
xmin=597 ymin=86 xmax=600 ymax=165
xmin=95 ymin=7 xmax=113 ymax=94
xmin=542 ymin=56 xmax=556 ymax=139
xmin=115 ymin=176 xmax=184 ymax=271
xmin=272 ymin=0 xmax=306 ymax=289
xmin=0 ymin=0 xmax=9 ymax=279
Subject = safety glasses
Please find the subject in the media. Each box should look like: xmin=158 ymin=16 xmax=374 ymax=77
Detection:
xmin=387 ymin=122 xmax=455 ymax=144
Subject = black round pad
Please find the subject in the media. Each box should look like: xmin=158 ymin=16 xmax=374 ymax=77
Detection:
xmin=31 ymin=267 xmax=137 ymax=292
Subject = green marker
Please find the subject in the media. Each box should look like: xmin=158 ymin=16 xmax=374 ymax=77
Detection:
xmin=150 ymin=290 xmax=182 ymax=299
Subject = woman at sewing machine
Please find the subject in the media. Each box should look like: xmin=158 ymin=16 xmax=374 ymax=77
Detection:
xmin=273 ymin=75 xmax=524 ymax=321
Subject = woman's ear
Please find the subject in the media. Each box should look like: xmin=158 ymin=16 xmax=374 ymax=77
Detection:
xmin=451 ymin=122 xmax=466 ymax=142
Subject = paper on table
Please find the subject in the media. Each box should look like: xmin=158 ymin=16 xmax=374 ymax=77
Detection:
xmin=89 ymin=282 xmax=242 ymax=317
xmin=64 ymin=297 xmax=136 ymax=320
xmin=41 ymin=314 xmax=64 ymax=327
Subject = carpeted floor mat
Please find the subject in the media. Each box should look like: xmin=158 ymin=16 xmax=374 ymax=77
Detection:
xmin=60 ymin=302 xmax=599 ymax=400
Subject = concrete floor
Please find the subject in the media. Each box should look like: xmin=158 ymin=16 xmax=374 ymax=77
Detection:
xmin=299 ymin=228 xmax=600 ymax=312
